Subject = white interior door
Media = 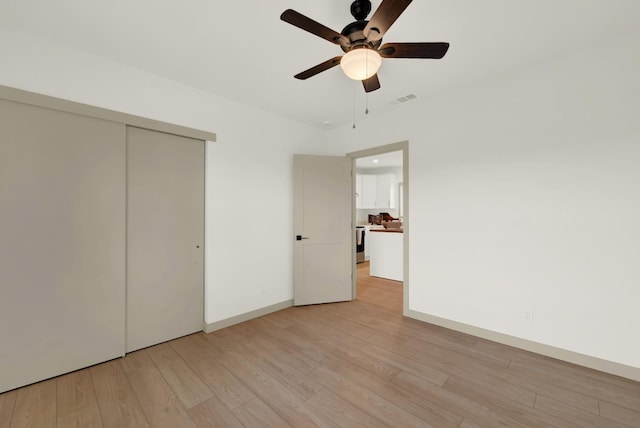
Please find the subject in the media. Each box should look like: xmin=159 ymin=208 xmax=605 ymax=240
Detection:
xmin=294 ymin=155 xmax=353 ymax=305
xmin=126 ymin=127 xmax=204 ymax=352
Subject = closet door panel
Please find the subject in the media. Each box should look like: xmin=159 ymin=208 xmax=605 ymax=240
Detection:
xmin=0 ymin=99 xmax=126 ymax=393
xmin=126 ymin=127 xmax=204 ymax=352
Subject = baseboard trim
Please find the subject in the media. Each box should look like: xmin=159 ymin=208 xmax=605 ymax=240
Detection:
xmin=406 ymin=309 xmax=640 ymax=382
xmin=203 ymin=300 xmax=294 ymax=333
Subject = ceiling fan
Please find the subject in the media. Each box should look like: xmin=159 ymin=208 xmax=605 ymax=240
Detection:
xmin=280 ymin=0 xmax=450 ymax=93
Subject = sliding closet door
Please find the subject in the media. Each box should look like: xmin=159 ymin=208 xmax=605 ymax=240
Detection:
xmin=0 ymin=99 xmax=126 ymax=393
xmin=126 ymin=127 xmax=204 ymax=352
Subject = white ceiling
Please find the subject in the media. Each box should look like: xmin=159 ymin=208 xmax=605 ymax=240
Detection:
xmin=356 ymin=150 xmax=403 ymax=169
xmin=2 ymin=0 xmax=639 ymax=129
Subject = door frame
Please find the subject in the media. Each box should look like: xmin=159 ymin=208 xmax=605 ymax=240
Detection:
xmin=347 ymin=141 xmax=409 ymax=315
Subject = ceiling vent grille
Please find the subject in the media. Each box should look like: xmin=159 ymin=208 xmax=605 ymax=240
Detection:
xmin=390 ymin=93 xmax=418 ymax=106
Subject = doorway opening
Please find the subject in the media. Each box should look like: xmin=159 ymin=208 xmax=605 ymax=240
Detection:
xmin=347 ymin=142 xmax=408 ymax=315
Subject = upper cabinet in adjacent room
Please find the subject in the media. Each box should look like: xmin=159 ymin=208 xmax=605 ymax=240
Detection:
xmin=356 ymin=173 xmax=397 ymax=209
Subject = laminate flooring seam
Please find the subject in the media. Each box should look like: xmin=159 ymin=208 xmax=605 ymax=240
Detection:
xmin=87 ymin=365 xmax=105 ymax=428
xmin=6 ymin=392 xmax=17 ymax=428
xmin=119 ymin=357 xmax=153 ymax=428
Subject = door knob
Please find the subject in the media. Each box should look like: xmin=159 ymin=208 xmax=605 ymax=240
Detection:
xmin=296 ymin=235 xmax=309 ymax=241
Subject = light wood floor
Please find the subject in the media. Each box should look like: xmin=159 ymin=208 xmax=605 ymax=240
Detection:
xmin=2 ymin=262 xmax=640 ymax=427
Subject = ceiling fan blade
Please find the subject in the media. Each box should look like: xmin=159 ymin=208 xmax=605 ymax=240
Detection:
xmin=294 ymin=56 xmax=343 ymax=80
xmin=281 ymin=9 xmax=350 ymax=47
xmin=364 ymin=0 xmax=413 ymax=42
xmin=362 ymin=74 xmax=381 ymax=93
xmin=379 ymin=42 xmax=449 ymax=59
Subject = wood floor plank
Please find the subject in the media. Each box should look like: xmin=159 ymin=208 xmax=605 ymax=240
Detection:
xmin=511 ymin=351 xmax=640 ymax=397
xmin=443 ymin=375 xmax=574 ymax=428
xmin=306 ymin=388 xmax=388 ymax=428
xmin=57 ymin=405 xmax=103 ymax=428
xmin=309 ymin=363 xmax=438 ymax=428
xmin=245 ymin=317 xmax=334 ymax=364
xmin=227 ymin=331 xmax=320 ymax=375
xmin=90 ymin=359 xmax=148 ymax=428
xmin=285 ymin=323 xmax=402 ymax=382
xmin=120 ymin=350 xmax=155 ymax=373
xmin=232 ymin=398 xmax=292 ymax=428
xmin=261 ymin=311 xmax=296 ymax=328
xmin=599 ymin=400 xmax=640 ymax=427
xmin=125 ymin=357 xmax=196 ymax=428
xmin=400 ymin=332 xmax=511 ymax=371
xmin=55 ymin=368 xmax=103 ymax=428
xmin=287 ymin=309 xmax=451 ymax=386
xmin=56 ymin=368 xmax=98 ymax=418
xmin=306 ymin=306 xmax=381 ymax=343
xmin=10 ymin=378 xmax=56 ymax=428
xmin=188 ymin=397 xmax=244 ymax=428
xmin=534 ymin=394 xmax=629 ymax=428
xmin=459 ymin=420 xmax=486 ymax=428
xmin=216 ymin=347 xmax=339 ymax=428
xmin=323 ymin=357 xmax=463 ymax=427
xmin=536 ymin=355 xmax=640 ymax=394
xmin=444 ymin=373 xmax=537 ymax=408
xmin=509 ymin=360 xmax=640 ymax=412
xmin=169 ymin=335 xmax=255 ymax=411
xmin=473 ymin=336 xmax=547 ymax=363
xmin=392 ymin=370 xmax=532 ymax=428
xmin=478 ymin=362 xmax=600 ymax=415
xmin=146 ymin=342 xmax=214 ymax=409
xmin=226 ymin=339 xmax=324 ymax=401
xmin=0 ymin=389 xmax=17 ymax=428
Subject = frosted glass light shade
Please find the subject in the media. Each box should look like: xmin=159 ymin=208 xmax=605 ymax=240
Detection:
xmin=340 ymin=48 xmax=382 ymax=80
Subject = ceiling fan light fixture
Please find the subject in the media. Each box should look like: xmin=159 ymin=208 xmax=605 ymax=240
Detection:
xmin=340 ymin=48 xmax=381 ymax=81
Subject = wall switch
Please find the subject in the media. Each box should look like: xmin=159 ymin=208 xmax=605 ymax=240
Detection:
xmin=522 ymin=308 xmax=534 ymax=324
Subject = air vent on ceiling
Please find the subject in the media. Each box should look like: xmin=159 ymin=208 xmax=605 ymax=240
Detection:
xmin=389 ymin=93 xmax=418 ymax=106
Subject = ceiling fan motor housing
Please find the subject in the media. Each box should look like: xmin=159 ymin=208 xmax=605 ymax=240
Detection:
xmin=341 ymin=20 xmax=381 ymax=52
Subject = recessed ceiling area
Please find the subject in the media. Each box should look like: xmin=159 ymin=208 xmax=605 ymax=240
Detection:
xmin=356 ymin=150 xmax=403 ymax=170
xmin=2 ymin=0 xmax=639 ymax=129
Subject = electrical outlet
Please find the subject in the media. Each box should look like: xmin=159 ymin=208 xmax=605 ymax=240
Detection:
xmin=522 ymin=308 xmax=534 ymax=324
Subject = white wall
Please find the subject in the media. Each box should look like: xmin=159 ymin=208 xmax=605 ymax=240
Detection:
xmin=4 ymin=26 xmax=639 ymax=371
xmin=0 ymin=29 xmax=329 ymax=325
xmin=326 ymin=32 xmax=640 ymax=369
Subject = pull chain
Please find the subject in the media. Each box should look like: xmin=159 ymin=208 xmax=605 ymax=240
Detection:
xmin=352 ymin=84 xmax=356 ymax=129
xmin=365 ymin=48 xmax=371 ymax=115
xmin=365 ymin=91 xmax=369 ymax=115
xmin=365 ymin=50 xmax=369 ymax=115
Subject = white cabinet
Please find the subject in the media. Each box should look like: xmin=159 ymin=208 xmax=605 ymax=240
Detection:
xmin=377 ymin=174 xmax=392 ymax=209
xmin=356 ymin=173 xmax=397 ymax=209
xmin=361 ymin=174 xmax=378 ymax=208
